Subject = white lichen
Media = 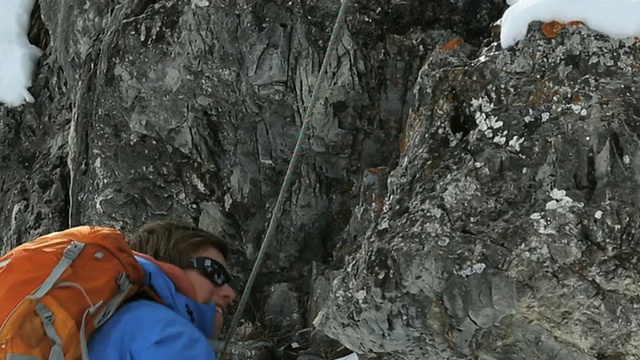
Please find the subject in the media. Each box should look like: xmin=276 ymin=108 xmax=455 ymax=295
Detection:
xmin=509 ymin=136 xmax=525 ymax=151
xmin=524 ymin=111 xmax=550 ymax=123
xmin=541 ymin=112 xmax=550 ymax=122
xmin=471 ymin=96 xmax=513 ymax=146
xmin=493 ymin=132 xmax=507 ymax=145
xmin=570 ymin=104 xmax=582 ymax=114
xmin=471 ymin=97 xmax=495 ymax=113
xmin=456 ymin=263 xmax=486 ymax=277
xmin=530 ymin=212 xmax=542 ymax=220
xmin=545 ymin=188 xmax=583 ymax=211
xmin=532 ymin=217 xmax=557 ymax=234
xmin=528 ymin=189 xmax=584 ymax=235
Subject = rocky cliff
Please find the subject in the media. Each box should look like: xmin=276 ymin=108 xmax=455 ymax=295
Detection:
xmin=3 ymin=0 xmax=639 ymax=359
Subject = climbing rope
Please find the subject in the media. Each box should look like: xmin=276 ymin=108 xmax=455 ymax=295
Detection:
xmin=220 ymin=0 xmax=351 ymax=356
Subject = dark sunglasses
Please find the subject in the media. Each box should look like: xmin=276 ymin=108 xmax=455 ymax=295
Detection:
xmin=188 ymin=257 xmax=232 ymax=287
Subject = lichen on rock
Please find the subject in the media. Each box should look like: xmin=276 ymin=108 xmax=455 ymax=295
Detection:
xmin=317 ymin=17 xmax=640 ymax=360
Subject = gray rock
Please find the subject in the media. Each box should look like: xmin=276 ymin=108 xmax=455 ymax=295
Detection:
xmin=265 ymin=283 xmax=303 ymax=336
xmin=295 ymin=354 xmax=325 ymax=360
xmin=316 ymin=20 xmax=640 ymax=360
xmin=5 ymin=0 xmax=636 ymax=359
xmin=307 ymin=329 xmax=344 ymax=357
xmin=307 ymin=262 xmax=336 ymax=328
xmin=226 ymin=341 xmax=274 ymax=360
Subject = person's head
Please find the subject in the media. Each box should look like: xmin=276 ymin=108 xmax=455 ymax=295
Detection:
xmin=129 ymin=219 xmax=237 ymax=312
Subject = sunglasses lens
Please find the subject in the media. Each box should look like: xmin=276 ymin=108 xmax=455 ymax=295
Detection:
xmin=190 ymin=257 xmax=231 ymax=286
xmin=208 ymin=272 xmax=227 ymax=286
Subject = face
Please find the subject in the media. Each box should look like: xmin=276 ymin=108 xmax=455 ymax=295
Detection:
xmin=184 ymin=246 xmax=237 ymax=336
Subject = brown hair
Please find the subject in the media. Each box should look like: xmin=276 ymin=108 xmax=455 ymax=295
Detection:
xmin=129 ymin=219 xmax=229 ymax=269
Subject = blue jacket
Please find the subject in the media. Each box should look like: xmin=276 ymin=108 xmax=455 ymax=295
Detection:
xmin=88 ymin=257 xmax=218 ymax=359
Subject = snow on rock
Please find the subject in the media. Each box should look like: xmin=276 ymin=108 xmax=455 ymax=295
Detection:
xmin=0 ymin=0 xmax=42 ymax=107
xmin=501 ymin=0 xmax=640 ymax=48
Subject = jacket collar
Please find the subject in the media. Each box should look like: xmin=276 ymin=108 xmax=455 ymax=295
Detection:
xmin=134 ymin=255 xmax=217 ymax=339
xmin=133 ymin=252 xmax=198 ymax=299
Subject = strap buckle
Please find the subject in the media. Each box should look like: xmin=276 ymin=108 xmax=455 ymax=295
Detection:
xmin=63 ymin=241 xmax=85 ymax=261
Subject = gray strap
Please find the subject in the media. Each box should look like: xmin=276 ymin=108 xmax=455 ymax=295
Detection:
xmin=53 ymin=282 xmax=101 ymax=360
xmin=31 ymin=241 xmax=85 ymax=299
xmin=79 ymin=307 xmax=93 ymax=360
xmin=6 ymin=355 xmax=44 ymax=360
xmin=0 ymin=259 xmax=10 ymax=268
xmin=94 ymin=273 xmax=132 ymax=328
xmin=35 ymin=303 xmax=64 ymax=360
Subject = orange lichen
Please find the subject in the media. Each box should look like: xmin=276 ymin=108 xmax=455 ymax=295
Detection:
xmin=527 ymin=81 xmax=559 ymax=106
xmin=439 ymin=37 xmax=462 ymax=52
xmin=541 ymin=21 xmax=564 ymax=38
xmin=528 ymin=89 xmax=558 ymax=106
xmin=401 ymin=112 xmax=422 ymax=151
xmin=541 ymin=21 xmax=585 ymax=39
xmin=366 ymin=166 xmax=388 ymax=176
xmin=571 ymin=93 xmax=581 ymax=103
xmin=399 ymin=127 xmax=408 ymax=155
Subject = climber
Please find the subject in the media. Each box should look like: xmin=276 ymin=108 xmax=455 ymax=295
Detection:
xmin=87 ymin=220 xmax=238 ymax=359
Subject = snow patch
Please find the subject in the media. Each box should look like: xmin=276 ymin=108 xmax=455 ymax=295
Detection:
xmin=0 ymin=0 xmax=42 ymax=107
xmin=501 ymin=0 xmax=640 ymax=48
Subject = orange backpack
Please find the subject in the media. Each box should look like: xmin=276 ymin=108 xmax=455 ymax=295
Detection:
xmin=0 ymin=226 xmax=150 ymax=360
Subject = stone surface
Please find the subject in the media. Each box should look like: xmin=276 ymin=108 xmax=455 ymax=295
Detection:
xmin=316 ymin=20 xmax=640 ymax=360
xmin=264 ymin=283 xmax=303 ymax=336
xmin=307 ymin=262 xmax=335 ymax=329
xmin=295 ymin=355 xmax=325 ymax=360
xmin=3 ymin=0 xmax=640 ymax=359
xmin=227 ymin=341 xmax=274 ymax=360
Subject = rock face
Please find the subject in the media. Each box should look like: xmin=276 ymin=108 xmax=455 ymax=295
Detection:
xmin=317 ymin=21 xmax=640 ymax=360
xmin=4 ymin=0 xmax=640 ymax=359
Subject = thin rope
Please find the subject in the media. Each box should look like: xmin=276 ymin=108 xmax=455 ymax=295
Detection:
xmin=220 ymin=0 xmax=350 ymax=356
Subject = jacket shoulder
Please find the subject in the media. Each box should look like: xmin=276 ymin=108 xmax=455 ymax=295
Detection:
xmin=88 ymin=300 xmax=216 ymax=360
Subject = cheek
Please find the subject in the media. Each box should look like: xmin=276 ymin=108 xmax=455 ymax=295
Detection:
xmin=193 ymin=277 xmax=216 ymax=303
